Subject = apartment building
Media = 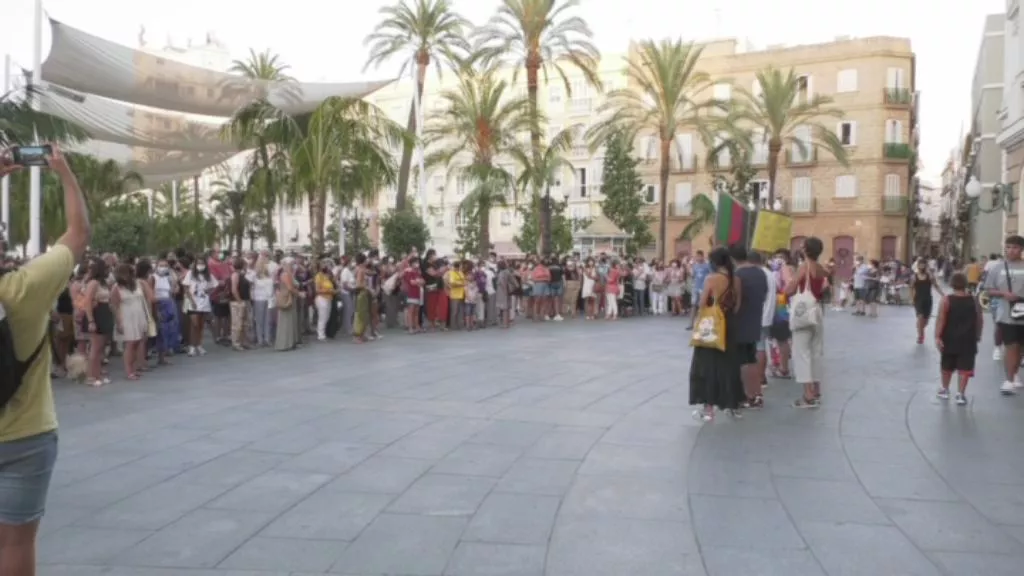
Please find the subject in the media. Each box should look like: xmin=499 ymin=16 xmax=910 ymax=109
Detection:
xmin=967 ymin=13 xmax=1008 ymax=256
xmin=999 ymin=2 xmax=1024 ymax=241
xmin=629 ymin=36 xmax=916 ymax=278
xmin=365 ymin=54 xmax=629 ymax=255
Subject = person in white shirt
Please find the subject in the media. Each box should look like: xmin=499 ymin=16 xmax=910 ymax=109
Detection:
xmin=983 ymin=253 xmax=1005 ymax=359
xmin=482 ymin=260 xmax=496 ymax=325
xmin=338 ymin=258 xmax=357 ymax=335
xmin=632 ymin=259 xmax=650 ymax=316
xmin=751 ymin=252 xmax=777 ymax=389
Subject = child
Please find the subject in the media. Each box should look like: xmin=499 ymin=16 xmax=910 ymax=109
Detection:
xmin=935 ymin=272 xmax=982 ymax=405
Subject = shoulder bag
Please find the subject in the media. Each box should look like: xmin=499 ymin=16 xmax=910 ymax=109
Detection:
xmin=789 ymin=269 xmax=822 ymax=331
xmin=690 ymin=291 xmax=727 ymax=352
xmin=1003 ymin=261 xmax=1024 ymax=319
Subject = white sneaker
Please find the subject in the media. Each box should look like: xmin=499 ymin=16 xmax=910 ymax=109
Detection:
xmin=1015 ymin=378 xmax=1024 ymax=390
xmin=554 ymin=315 xmax=564 ymax=322
xmin=197 ymin=346 xmax=207 ymax=356
xmin=955 ymin=393 xmax=967 ymax=406
xmin=994 ymin=347 xmax=1003 ymax=361
xmin=1000 ymin=381 xmax=1016 ymax=395
xmin=187 ymin=346 xmax=196 ymax=357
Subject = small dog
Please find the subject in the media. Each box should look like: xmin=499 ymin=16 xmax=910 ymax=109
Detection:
xmin=65 ymin=353 xmax=88 ymax=382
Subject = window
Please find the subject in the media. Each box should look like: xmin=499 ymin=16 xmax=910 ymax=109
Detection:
xmin=571 ymin=205 xmax=592 ymax=220
xmin=885 ymin=174 xmax=901 ymax=196
xmin=716 ymin=133 xmax=731 ymax=166
xmin=797 ymin=74 xmax=811 ymax=103
xmin=792 ymin=177 xmax=813 ymax=211
xmin=751 ymin=130 xmax=768 ymax=164
xmin=547 ymin=124 xmax=563 ymax=139
xmin=577 ymin=168 xmax=588 ymax=197
xmin=642 ymin=135 xmax=658 ymax=161
xmin=549 ymin=85 xmax=563 ymax=104
xmin=835 ymin=175 xmax=858 ymax=198
xmin=713 ymin=83 xmax=731 ymax=101
xmin=885 ymin=119 xmax=903 ymax=143
xmin=836 ymin=69 xmax=858 ymax=93
xmin=644 ymin=184 xmax=658 ymax=204
xmin=748 ymin=180 xmax=769 ymax=203
xmin=288 ymin=219 xmax=300 ymax=242
xmin=675 ymin=134 xmax=694 ymax=169
xmin=791 ymin=125 xmax=812 ymax=161
xmin=432 ymin=175 xmax=445 ymax=194
xmin=674 ymin=182 xmax=692 ymax=216
xmin=500 ymin=211 xmax=512 ymax=226
xmin=838 ymin=121 xmax=857 ymax=146
xmin=456 ymin=175 xmax=468 ymax=196
xmin=886 ymin=67 xmax=905 ymax=89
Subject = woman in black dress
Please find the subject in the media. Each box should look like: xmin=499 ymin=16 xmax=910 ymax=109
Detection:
xmin=689 ymin=247 xmax=744 ymax=421
xmin=911 ymin=258 xmax=943 ymax=344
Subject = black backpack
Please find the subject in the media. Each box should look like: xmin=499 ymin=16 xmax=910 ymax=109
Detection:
xmin=0 ymin=270 xmax=47 ymax=408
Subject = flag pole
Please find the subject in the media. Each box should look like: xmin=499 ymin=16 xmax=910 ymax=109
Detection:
xmin=28 ymin=0 xmax=43 ymax=256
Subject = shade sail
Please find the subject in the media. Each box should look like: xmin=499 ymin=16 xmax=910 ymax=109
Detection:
xmin=69 ymin=139 xmax=240 ymax=184
xmin=37 ymin=82 xmax=235 ymax=152
xmin=40 ymin=18 xmax=393 ymax=117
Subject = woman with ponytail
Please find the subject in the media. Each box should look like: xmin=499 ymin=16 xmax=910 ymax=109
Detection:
xmin=689 ymin=246 xmax=744 ymax=421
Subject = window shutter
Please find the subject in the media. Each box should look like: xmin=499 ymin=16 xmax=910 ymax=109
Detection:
xmin=886 ymin=174 xmax=901 ymax=196
xmin=850 ymin=122 xmax=858 ymax=146
xmin=674 ymin=182 xmax=692 ymax=215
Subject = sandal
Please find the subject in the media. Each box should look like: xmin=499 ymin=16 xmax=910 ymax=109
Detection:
xmin=747 ymin=396 xmax=764 ymax=409
xmin=793 ymin=397 xmax=819 ymax=409
xmin=126 ymin=373 xmax=141 ymax=381
xmin=691 ymin=408 xmax=713 ymax=422
xmin=88 ymin=379 xmax=104 ymax=387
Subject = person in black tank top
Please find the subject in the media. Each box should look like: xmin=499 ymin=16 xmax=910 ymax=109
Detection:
xmin=911 ymin=259 xmax=943 ymax=344
xmin=936 ymin=272 xmax=982 ymax=405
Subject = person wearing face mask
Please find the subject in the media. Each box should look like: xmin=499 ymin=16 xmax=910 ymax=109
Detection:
xmin=337 ymin=257 xmax=357 ymax=336
xmin=313 ymin=259 xmax=338 ymax=341
xmin=152 ymin=259 xmax=180 ymax=364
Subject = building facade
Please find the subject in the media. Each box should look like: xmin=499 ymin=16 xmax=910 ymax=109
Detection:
xmin=967 ymin=13 xmax=1008 ymax=257
xmin=999 ymin=2 xmax=1024 ymax=242
xmin=628 ymin=36 xmax=917 ymax=278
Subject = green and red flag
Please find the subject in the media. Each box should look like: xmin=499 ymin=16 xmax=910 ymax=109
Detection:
xmin=714 ymin=192 xmax=752 ymax=248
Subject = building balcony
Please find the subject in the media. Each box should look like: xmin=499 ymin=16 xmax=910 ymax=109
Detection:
xmin=570 ymin=145 xmax=590 ymax=159
xmin=785 ymin=148 xmax=817 ymax=166
xmin=672 ymin=154 xmax=698 ymax=173
xmin=708 ymin=155 xmax=731 ymax=172
xmin=789 ymin=195 xmax=816 ymax=214
xmin=882 ymin=194 xmax=909 ymax=214
xmin=883 ymin=142 xmax=913 ymax=162
xmin=668 ymin=201 xmax=691 ymax=218
xmin=883 ymin=87 xmax=912 ymax=108
xmin=567 ymin=97 xmax=593 ymax=115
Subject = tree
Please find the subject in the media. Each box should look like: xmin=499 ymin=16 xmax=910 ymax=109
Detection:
xmin=91 ymin=204 xmax=152 ymax=258
xmin=473 ymin=0 xmax=601 ymax=253
xmin=423 ymin=68 xmax=531 ymax=258
xmin=513 ymin=195 xmax=589 ymax=256
xmin=588 ymin=39 xmax=720 ymax=261
xmin=364 ymin=0 xmax=471 ymax=211
xmin=324 ymin=204 xmax=373 ymax=256
xmin=380 ymin=208 xmax=432 ymax=254
xmin=209 ymin=177 xmax=252 ymax=253
xmin=0 ymin=87 xmax=87 ymax=148
xmin=453 ymin=215 xmax=482 ymax=258
xmin=599 ymin=132 xmax=653 ymax=255
xmin=736 ymin=66 xmax=848 ymax=207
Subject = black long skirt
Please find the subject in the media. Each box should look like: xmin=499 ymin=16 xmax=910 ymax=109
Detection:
xmin=689 ymin=344 xmax=745 ymax=410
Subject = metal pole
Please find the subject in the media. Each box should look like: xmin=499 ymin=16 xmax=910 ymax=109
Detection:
xmin=172 ymin=180 xmax=179 ymax=216
xmin=28 ymin=0 xmax=43 ymax=256
xmin=339 ymin=207 xmax=347 ymax=256
xmin=147 ymin=189 xmax=154 ymax=218
xmin=411 ymin=59 xmax=427 ymax=221
xmin=1 ymin=54 xmax=10 ymax=241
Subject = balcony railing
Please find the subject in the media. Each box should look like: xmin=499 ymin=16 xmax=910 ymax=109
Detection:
xmin=883 ymin=194 xmax=909 ymax=214
xmin=673 ymin=154 xmax=698 ymax=173
xmin=785 ymin=148 xmax=817 ymax=166
xmin=708 ymin=155 xmax=731 ymax=171
xmin=883 ymin=142 xmax=913 ymax=162
xmin=567 ymin=97 xmax=593 ymax=114
xmin=668 ymin=201 xmax=691 ymax=217
xmin=883 ymin=87 xmax=912 ymax=108
xmin=790 ymin=195 xmax=816 ymax=214
xmin=571 ymin=145 xmax=590 ymax=159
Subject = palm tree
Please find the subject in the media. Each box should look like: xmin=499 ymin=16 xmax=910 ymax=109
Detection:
xmin=473 ymin=0 xmax=601 ymax=253
xmin=424 ymin=69 xmax=533 ymax=258
xmin=210 ymin=177 xmax=252 ymax=253
xmin=735 ymin=67 xmax=848 ymax=207
xmin=64 ymin=153 xmax=145 ymax=217
xmin=221 ymin=49 xmax=297 ymax=249
xmin=509 ymin=125 xmax=577 ymax=247
xmin=588 ymin=39 xmax=720 ymax=261
xmin=288 ymin=97 xmax=404 ymax=254
xmin=364 ymin=0 xmax=471 ymax=212
xmin=0 ymin=87 xmax=88 ymax=147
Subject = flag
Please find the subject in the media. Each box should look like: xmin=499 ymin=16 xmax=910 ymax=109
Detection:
xmin=714 ymin=192 xmax=751 ymax=248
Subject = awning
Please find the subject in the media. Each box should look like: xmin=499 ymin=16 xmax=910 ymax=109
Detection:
xmin=40 ymin=19 xmax=393 ymax=117
xmin=575 ymin=215 xmax=628 ymax=238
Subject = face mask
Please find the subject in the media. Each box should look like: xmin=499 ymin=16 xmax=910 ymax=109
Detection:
xmin=196 ymin=264 xmax=206 ymax=272
xmin=157 ymin=266 xmax=169 ymax=275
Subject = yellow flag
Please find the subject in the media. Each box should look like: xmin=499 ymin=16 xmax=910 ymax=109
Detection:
xmin=750 ymin=210 xmax=793 ymax=254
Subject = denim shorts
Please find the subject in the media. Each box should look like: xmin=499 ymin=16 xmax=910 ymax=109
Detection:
xmin=756 ymin=327 xmax=771 ymax=352
xmin=549 ymin=282 xmax=563 ymax=296
xmin=462 ymin=302 xmax=476 ymax=316
xmin=533 ymin=282 xmax=550 ymax=297
xmin=0 ymin=431 xmax=58 ymax=525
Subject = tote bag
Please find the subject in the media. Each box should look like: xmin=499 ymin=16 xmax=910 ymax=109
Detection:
xmin=789 ymin=274 xmax=822 ymax=331
xmin=690 ymin=300 xmax=727 ymax=352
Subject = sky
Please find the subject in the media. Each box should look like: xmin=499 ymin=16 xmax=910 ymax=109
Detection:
xmin=0 ymin=0 xmax=1007 ymax=182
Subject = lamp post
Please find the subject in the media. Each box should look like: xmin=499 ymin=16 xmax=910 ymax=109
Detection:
xmin=963 ymin=176 xmax=1014 ymax=259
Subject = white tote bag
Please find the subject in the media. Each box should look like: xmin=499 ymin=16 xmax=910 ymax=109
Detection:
xmin=789 ymin=277 xmax=822 ymax=332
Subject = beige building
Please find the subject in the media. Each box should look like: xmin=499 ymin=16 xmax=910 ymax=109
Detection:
xmin=631 ymin=36 xmax=917 ymax=278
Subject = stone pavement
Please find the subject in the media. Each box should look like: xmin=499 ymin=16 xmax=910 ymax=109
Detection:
xmin=38 ymin=306 xmax=1024 ymax=576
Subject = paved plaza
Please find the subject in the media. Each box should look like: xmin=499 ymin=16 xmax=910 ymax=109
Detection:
xmin=37 ymin=307 xmax=1024 ymax=576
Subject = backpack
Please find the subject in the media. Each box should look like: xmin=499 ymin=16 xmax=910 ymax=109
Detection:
xmin=0 ymin=270 xmax=47 ymax=408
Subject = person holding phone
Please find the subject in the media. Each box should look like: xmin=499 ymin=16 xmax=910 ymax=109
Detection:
xmin=0 ymin=144 xmax=91 ymax=576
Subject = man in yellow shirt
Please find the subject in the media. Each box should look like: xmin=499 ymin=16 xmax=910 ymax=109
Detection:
xmin=965 ymin=257 xmax=982 ymax=292
xmin=0 ymin=145 xmax=89 ymax=575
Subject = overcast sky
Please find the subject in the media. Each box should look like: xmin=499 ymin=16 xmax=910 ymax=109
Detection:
xmin=1 ymin=0 xmax=1007 ymax=182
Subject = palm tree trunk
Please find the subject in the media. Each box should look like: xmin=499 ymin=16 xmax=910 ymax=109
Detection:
xmin=258 ymin=142 xmax=276 ymax=250
xmin=767 ymin=139 xmax=781 ymax=208
xmin=309 ymin=190 xmax=327 ymax=255
xmin=479 ymin=203 xmax=491 ymax=260
xmin=658 ymin=138 xmax=671 ymax=261
xmin=527 ymin=60 xmax=545 ymax=255
xmin=395 ymin=59 xmax=429 ymax=212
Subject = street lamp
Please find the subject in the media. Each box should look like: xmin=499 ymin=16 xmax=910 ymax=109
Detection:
xmin=964 ymin=176 xmax=1014 ymax=213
